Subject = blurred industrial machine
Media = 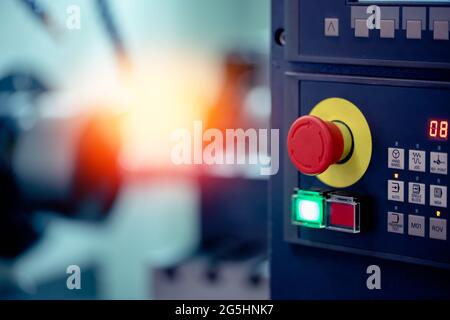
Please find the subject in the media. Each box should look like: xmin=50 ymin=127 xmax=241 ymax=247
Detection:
xmin=0 ymin=70 xmax=123 ymax=291
xmin=0 ymin=0 xmax=127 ymax=296
xmin=0 ymin=0 xmax=270 ymax=300
xmin=272 ymin=0 xmax=450 ymax=299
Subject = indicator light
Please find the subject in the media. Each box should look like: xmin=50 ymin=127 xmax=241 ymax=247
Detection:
xmin=292 ymin=190 xmax=325 ymax=228
xmin=326 ymin=194 xmax=361 ymax=233
xmin=437 ymin=211 xmax=441 ymax=217
xmin=394 ymin=173 xmax=399 ymax=179
xmin=428 ymin=119 xmax=448 ymax=140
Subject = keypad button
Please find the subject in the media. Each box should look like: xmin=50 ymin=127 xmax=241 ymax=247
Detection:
xmin=355 ymin=19 xmax=369 ymax=38
xmin=434 ymin=20 xmax=449 ymax=40
xmin=408 ymin=182 xmax=425 ymax=205
xmin=388 ymin=148 xmax=404 ymax=170
xmin=429 ymin=218 xmax=447 ymax=240
xmin=430 ymin=185 xmax=447 ymax=208
xmin=408 ymin=215 xmax=425 ymax=237
xmin=380 ymin=20 xmax=395 ymax=38
xmin=409 ymin=150 xmax=426 ymax=172
xmin=325 ymin=18 xmax=339 ymax=37
xmin=406 ymin=20 xmax=422 ymax=39
xmin=388 ymin=180 xmax=404 ymax=202
xmin=430 ymin=152 xmax=447 ymax=175
xmin=388 ymin=212 xmax=404 ymax=234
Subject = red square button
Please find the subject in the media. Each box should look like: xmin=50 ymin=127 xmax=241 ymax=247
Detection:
xmin=329 ymin=202 xmax=355 ymax=229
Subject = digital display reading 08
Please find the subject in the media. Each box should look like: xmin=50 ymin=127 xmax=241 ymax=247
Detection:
xmin=429 ymin=120 xmax=449 ymax=140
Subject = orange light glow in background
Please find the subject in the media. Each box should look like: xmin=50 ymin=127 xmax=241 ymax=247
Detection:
xmin=67 ymin=49 xmax=220 ymax=174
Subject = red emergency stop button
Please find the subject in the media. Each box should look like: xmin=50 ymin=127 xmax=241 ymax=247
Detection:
xmin=287 ymin=116 xmax=352 ymax=175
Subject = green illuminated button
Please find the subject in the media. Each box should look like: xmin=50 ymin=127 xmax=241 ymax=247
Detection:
xmin=292 ymin=190 xmax=325 ymax=228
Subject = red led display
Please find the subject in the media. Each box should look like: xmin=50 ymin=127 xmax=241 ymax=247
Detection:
xmin=429 ymin=120 xmax=448 ymax=140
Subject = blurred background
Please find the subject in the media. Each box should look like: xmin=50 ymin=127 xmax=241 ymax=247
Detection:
xmin=0 ymin=0 xmax=270 ymax=299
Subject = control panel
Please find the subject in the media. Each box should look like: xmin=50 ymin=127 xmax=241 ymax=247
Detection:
xmin=283 ymin=75 xmax=449 ymax=264
xmin=271 ymin=0 xmax=450 ymax=299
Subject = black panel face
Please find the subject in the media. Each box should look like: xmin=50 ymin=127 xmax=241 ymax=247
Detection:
xmin=285 ymin=0 xmax=450 ymax=68
xmin=283 ymin=74 xmax=450 ymax=268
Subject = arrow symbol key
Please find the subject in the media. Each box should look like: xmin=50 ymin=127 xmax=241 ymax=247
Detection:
xmin=325 ymin=18 xmax=339 ymax=37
